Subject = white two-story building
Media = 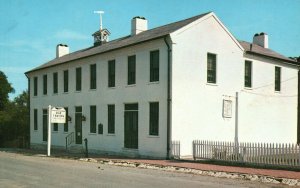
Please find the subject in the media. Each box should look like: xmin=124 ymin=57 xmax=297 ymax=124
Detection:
xmin=25 ymin=12 xmax=299 ymax=158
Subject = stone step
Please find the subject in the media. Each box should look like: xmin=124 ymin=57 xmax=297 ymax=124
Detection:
xmin=67 ymin=145 xmax=84 ymax=154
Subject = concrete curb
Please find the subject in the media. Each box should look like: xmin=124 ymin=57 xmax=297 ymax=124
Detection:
xmin=79 ymin=158 xmax=300 ymax=187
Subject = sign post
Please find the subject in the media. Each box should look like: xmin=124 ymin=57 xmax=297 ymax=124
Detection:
xmin=47 ymin=105 xmax=52 ymax=156
xmin=47 ymin=105 xmax=66 ymax=157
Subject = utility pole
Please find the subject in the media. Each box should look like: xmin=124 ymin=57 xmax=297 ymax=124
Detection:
xmin=47 ymin=105 xmax=52 ymax=156
xmin=234 ymin=92 xmax=239 ymax=153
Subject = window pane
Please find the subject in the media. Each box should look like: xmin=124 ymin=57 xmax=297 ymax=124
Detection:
xmin=149 ymin=102 xmax=159 ymax=136
xmin=108 ymin=105 xmax=115 ymax=134
xmin=128 ymin=55 xmax=136 ymax=85
xmin=108 ymin=60 xmax=115 ymax=87
xmin=64 ymin=70 xmax=68 ymax=92
xmin=76 ymin=67 xmax=82 ymax=91
xmin=207 ymin=53 xmax=216 ymax=83
xmin=275 ymin=66 xmax=281 ymax=91
xmin=150 ymin=50 xmax=159 ymax=82
xmin=43 ymin=75 xmax=47 ymax=95
xmin=244 ymin=61 xmax=252 ymax=88
xmin=53 ymin=72 xmax=58 ymax=94
xmin=90 ymin=106 xmax=96 ymax=133
xmin=90 ymin=64 xmax=96 ymax=89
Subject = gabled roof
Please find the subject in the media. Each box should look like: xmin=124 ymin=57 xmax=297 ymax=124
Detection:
xmin=26 ymin=12 xmax=211 ymax=74
xmin=239 ymin=41 xmax=298 ymax=65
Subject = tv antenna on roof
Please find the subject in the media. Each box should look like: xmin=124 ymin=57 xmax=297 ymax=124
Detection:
xmin=94 ymin=10 xmax=104 ymax=30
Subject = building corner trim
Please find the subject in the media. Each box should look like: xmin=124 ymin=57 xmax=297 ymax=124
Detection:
xmin=164 ymin=36 xmax=172 ymax=159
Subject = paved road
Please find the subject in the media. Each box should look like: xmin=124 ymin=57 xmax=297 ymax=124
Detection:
xmin=0 ymin=152 xmax=287 ymax=188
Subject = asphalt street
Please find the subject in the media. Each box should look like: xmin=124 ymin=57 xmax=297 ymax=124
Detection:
xmin=0 ymin=151 xmax=288 ymax=188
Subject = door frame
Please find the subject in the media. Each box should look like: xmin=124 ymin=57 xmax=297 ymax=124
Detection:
xmin=124 ymin=103 xmax=138 ymax=149
xmin=75 ymin=106 xmax=82 ymax=144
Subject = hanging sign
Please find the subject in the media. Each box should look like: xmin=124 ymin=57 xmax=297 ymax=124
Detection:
xmin=51 ymin=107 xmax=66 ymax=123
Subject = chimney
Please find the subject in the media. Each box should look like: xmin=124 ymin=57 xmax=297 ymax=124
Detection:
xmin=253 ymin=32 xmax=268 ymax=48
xmin=56 ymin=44 xmax=69 ymax=58
xmin=131 ymin=16 xmax=147 ymax=36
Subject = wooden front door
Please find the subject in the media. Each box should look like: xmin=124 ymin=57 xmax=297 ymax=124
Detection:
xmin=124 ymin=104 xmax=138 ymax=149
xmin=75 ymin=106 xmax=82 ymax=144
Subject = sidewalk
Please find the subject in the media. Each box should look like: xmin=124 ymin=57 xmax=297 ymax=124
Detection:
xmin=2 ymin=148 xmax=300 ymax=181
xmin=93 ymin=156 xmax=300 ymax=180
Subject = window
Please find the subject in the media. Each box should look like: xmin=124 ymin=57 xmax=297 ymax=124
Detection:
xmin=128 ymin=55 xmax=136 ymax=85
xmin=64 ymin=107 xmax=68 ymax=132
xmin=53 ymin=72 xmax=58 ymax=94
xmin=207 ymin=53 xmax=217 ymax=84
xmin=53 ymin=123 xmax=58 ymax=132
xmin=108 ymin=105 xmax=115 ymax=134
xmin=149 ymin=102 xmax=159 ymax=136
xmin=150 ymin=50 xmax=159 ymax=82
xmin=43 ymin=109 xmax=48 ymax=141
xmin=43 ymin=74 xmax=47 ymax=95
xmin=275 ymin=66 xmax=281 ymax=91
xmin=90 ymin=106 xmax=96 ymax=133
xmin=244 ymin=60 xmax=252 ymax=88
xmin=98 ymin=124 xmax=103 ymax=134
xmin=63 ymin=70 xmax=68 ymax=93
xmin=34 ymin=109 xmax=38 ymax=130
xmin=90 ymin=64 xmax=96 ymax=89
xmin=108 ymin=60 xmax=115 ymax=87
xmin=33 ymin=77 xmax=38 ymax=96
xmin=76 ymin=67 xmax=82 ymax=91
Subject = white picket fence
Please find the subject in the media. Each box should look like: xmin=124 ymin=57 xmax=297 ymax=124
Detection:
xmin=193 ymin=140 xmax=300 ymax=167
xmin=171 ymin=140 xmax=180 ymax=159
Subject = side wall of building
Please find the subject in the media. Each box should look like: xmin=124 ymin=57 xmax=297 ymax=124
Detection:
xmin=239 ymin=55 xmax=298 ymax=144
xmin=28 ymin=39 xmax=169 ymax=158
xmin=170 ymin=14 xmax=298 ymax=156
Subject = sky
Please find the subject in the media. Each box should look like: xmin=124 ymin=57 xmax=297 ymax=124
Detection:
xmin=0 ymin=0 xmax=299 ymax=99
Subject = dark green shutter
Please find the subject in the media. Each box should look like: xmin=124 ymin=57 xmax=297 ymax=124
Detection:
xmin=53 ymin=123 xmax=58 ymax=131
xmin=34 ymin=109 xmax=38 ymax=130
xmin=42 ymin=109 xmax=48 ymax=141
xmin=150 ymin=50 xmax=159 ymax=82
xmin=34 ymin=77 xmax=38 ymax=96
xmin=207 ymin=53 xmax=216 ymax=83
xmin=53 ymin=72 xmax=58 ymax=94
xmin=275 ymin=66 xmax=281 ymax=91
xmin=108 ymin=105 xmax=115 ymax=134
xmin=90 ymin=106 xmax=96 ymax=133
xmin=43 ymin=75 xmax=47 ymax=95
xmin=64 ymin=107 xmax=68 ymax=132
xmin=76 ymin=67 xmax=82 ymax=91
xmin=128 ymin=55 xmax=136 ymax=85
xmin=64 ymin=70 xmax=68 ymax=92
xmin=90 ymin=64 xmax=96 ymax=89
xmin=108 ymin=60 xmax=115 ymax=87
xmin=149 ymin=102 xmax=159 ymax=136
xmin=244 ymin=61 xmax=252 ymax=88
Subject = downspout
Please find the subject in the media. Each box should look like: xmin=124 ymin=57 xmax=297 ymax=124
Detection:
xmin=297 ymin=57 xmax=300 ymax=144
xmin=25 ymin=74 xmax=30 ymax=148
xmin=164 ymin=36 xmax=171 ymax=159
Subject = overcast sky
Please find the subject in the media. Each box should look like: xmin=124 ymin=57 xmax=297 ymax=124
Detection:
xmin=0 ymin=0 xmax=299 ymax=99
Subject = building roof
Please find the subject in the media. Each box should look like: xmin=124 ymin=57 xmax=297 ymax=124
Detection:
xmin=26 ymin=12 xmax=211 ymax=74
xmin=26 ymin=12 xmax=298 ymax=74
xmin=239 ymin=41 xmax=298 ymax=65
